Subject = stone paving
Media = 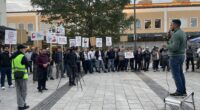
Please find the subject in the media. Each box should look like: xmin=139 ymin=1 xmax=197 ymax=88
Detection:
xmin=0 ymin=68 xmax=200 ymax=110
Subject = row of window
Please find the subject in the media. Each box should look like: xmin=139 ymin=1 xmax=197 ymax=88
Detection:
xmin=8 ymin=23 xmax=34 ymax=32
xmin=132 ymin=17 xmax=198 ymax=30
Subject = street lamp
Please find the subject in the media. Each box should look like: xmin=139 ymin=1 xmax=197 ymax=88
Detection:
xmin=133 ymin=0 xmax=137 ymax=50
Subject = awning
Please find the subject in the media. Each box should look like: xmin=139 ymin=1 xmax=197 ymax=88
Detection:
xmin=0 ymin=26 xmax=16 ymax=33
xmin=190 ymin=37 xmax=200 ymax=43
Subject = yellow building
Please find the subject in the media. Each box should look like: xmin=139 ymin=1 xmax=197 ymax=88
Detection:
xmin=7 ymin=11 xmax=51 ymax=48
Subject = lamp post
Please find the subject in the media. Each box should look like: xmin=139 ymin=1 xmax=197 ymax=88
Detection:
xmin=134 ymin=0 xmax=137 ymax=51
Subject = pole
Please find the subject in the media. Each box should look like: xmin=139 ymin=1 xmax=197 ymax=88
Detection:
xmin=20 ymin=30 xmax=22 ymax=44
xmin=134 ymin=0 xmax=137 ymax=50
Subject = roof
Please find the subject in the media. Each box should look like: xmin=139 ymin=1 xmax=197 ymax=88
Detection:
xmin=125 ymin=2 xmax=200 ymax=9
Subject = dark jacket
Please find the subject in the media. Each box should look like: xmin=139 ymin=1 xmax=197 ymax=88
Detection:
xmin=66 ymin=51 xmax=77 ymax=68
xmin=95 ymin=50 xmax=105 ymax=60
xmin=31 ymin=52 xmax=39 ymax=64
xmin=53 ymin=52 xmax=62 ymax=63
xmin=107 ymin=50 xmax=115 ymax=59
xmin=11 ymin=51 xmax=29 ymax=68
xmin=0 ymin=51 xmax=11 ymax=68
xmin=143 ymin=50 xmax=151 ymax=60
xmin=37 ymin=54 xmax=50 ymax=70
xmin=134 ymin=51 xmax=143 ymax=62
xmin=186 ymin=48 xmax=194 ymax=58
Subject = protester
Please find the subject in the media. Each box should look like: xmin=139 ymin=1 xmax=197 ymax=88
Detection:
xmin=152 ymin=47 xmax=160 ymax=72
xmin=11 ymin=44 xmax=29 ymax=110
xmin=186 ymin=46 xmax=195 ymax=72
xmin=143 ymin=47 xmax=151 ymax=71
xmin=107 ymin=47 xmax=115 ymax=72
xmin=37 ymin=49 xmax=50 ymax=93
xmin=117 ymin=48 xmax=125 ymax=71
xmin=167 ymin=19 xmax=187 ymax=96
xmin=81 ymin=48 xmax=92 ymax=74
xmin=47 ymin=48 xmax=55 ymax=80
xmin=134 ymin=47 xmax=143 ymax=72
xmin=66 ymin=47 xmax=77 ymax=86
xmin=160 ymin=45 xmax=170 ymax=71
xmin=54 ymin=47 xmax=64 ymax=78
xmin=88 ymin=48 xmax=97 ymax=73
xmin=31 ymin=47 xmax=39 ymax=83
xmin=25 ymin=49 xmax=33 ymax=73
xmin=75 ymin=47 xmax=81 ymax=73
xmin=0 ymin=45 xmax=14 ymax=90
xmin=95 ymin=48 xmax=107 ymax=73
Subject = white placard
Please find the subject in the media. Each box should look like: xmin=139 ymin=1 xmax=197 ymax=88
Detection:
xmin=5 ymin=30 xmax=17 ymax=44
xmin=106 ymin=37 xmax=112 ymax=46
xmin=75 ymin=36 xmax=82 ymax=46
xmin=69 ymin=39 xmax=76 ymax=47
xmin=31 ymin=32 xmax=44 ymax=41
xmin=96 ymin=38 xmax=102 ymax=47
xmin=58 ymin=36 xmax=67 ymax=44
xmin=82 ymin=38 xmax=89 ymax=48
xmin=46 ymin=33 xmax=58 ymax=44
xmin=56 ymin=26 xmax=65 ymax=35
xmin=125 ymin=52 xmax=134 ymax=59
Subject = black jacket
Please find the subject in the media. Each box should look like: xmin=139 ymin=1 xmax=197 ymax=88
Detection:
xmin=66 ymin=51 xmax=77 ymax=67
xmin=143 ymin=50 xmax=151 ymax=60
xmin=134 ymin=51 xmax=143 ymax=62
xmin=95 ymin=50 xmax=105 ymax=60
xmin=11 ymin=51 xmax=30 ymax=68
xmin=0 ymin=51 xmax=11 ymax=68
xmin=107 ymin=50 xmax=115 ymax=59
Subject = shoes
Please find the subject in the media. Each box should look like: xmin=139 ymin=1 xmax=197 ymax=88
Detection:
xmin=43 ymin=88 xmax=48 ymax=90
xmin=50 ymin=77 xmax=54 ymax=80
xmin=1 ymin=86 xmax=5 ymax=90
xmin=170 ymin=92 xmax=187 ymax=97
xmin=38 ymin=90 xmax=43 ymax=93
xmin=9 ymin=85 xmax=15 ymax=88
xmin=18 ymin=105 xmax=29 ymax=110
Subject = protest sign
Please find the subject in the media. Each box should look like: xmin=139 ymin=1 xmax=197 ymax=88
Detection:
xmin=31 ymin=32 xmax=44 ymax=41
xmin=125 ymin=52 xmax=134 ymax=59
xmin=75 ymin=36 xmax=82 ymax=46
xmin=106 ymin=37 xmax=112 ymax=46
xmin=46 ymin=33 xmax=58 ymax=44
xmin=69 ymin=39 xmax=76 ymax=47
xmin=58 ymin=36 xmax=67 ymax=44
xmin=96 ymin=38 xmax=102 ymax=47
xmin=82 ymin=38 xmax=89 ymax=48
xmin=5 ymin=30 xmax=17 ymax=44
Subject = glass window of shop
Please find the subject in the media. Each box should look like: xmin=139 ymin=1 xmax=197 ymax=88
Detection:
xmin=145 ymin=19 xmax=151 ymax=29
xmin=155 ymin=19 xmax=161 ymax=29
xmin=191 ymin=18 xmax=198 ymax=28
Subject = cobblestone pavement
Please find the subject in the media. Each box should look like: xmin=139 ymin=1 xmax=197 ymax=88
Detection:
xmin=0 ymin=68 xmax=200 ymax=110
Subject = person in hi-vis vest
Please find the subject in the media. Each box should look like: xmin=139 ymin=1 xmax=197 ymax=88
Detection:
xmin=11 ymin=44 xmax=30 ymax=110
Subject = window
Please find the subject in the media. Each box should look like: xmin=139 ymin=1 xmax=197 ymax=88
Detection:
xmin=179 ymin=18 xmax=188 ymax=28
xmin=155 ymin=19 xmax=161 ymax=28
xmin=136 ymin=20 xmax=141 ymax=29
xmin=191 ymin=18 xmax=198 ymax=28
xmin=28 ymin=24 xmax=34 ymax=32
xmin=19 ymin=24 xmax=24 ymax=30
xmin=145 ymin=19 xmax=151 ymax=29
xmin=8 ymin=23 xmax=16 ymax=29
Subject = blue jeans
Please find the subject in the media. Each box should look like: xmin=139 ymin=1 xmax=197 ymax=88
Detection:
xmin=1 ymin=67 xmax=12 ymax=87
xmin=169 ymin=55 xmax=186 ymax=94
xmin=108 ymin=59 xmax=115 ymax=71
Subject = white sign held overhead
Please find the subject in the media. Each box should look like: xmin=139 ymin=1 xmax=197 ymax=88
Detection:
xmin=106 ymin=37 xmax=112 ymax=46
xmin=125 ymin=52 xmax=134 ymax=59
xmin=82 ymin=38 xmax=89 ymax=48
xmin=75 ymin=36 xmax=82 ymax=46
xmin=96 ymin=38 xmax=102 ymax=47
xmin=69 ymin=39 xmax=76 ymax=47
xmin=46 ymin=33 xmax=58 ymax=44
xmin=5 ymin=30 xmax=17 ymax=44
xmin=56 ymin=26 xmax=65 ymax=35
xmin=31 ymin=32 xmax=44 ymax=41
xmin=58 ymin=36 xmax=67 ymax=44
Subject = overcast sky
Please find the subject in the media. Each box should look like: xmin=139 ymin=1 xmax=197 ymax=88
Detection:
xmin=7 ymin=0 xmax=200 ymax=12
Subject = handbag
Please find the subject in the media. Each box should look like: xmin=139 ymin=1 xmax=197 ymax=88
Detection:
xmin=13 ymin=60 xmax=25 ymax=79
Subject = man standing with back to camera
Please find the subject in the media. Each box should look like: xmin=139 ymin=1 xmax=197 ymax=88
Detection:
xmin=167 ymin=19 xmax=187 ymax=97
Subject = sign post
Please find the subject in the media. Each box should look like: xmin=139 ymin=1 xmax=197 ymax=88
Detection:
xmin=5 ymin=30 xmax=17 ymax=52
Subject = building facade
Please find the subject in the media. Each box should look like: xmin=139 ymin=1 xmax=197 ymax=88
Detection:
xmin=122 ymin=2 xmax=200 ymax=48
xmin=0 ymin=0 xmax=7 ymax=26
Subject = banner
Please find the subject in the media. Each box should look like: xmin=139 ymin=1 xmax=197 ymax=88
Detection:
xmin=125 ymin=52 xmax=134 ymax=59
xmin=69 ymin=39 xmax=76 ymax=47
xmin=96 ymin=38 xmax=102 ymax=47
xmin=31 ymin=32 xmax=44 ymax=41
xmin=82 ymin=38 xmax=89 ymax=48
xmin=56 ymin=26 xmax=65 ymax=35
xmin=90 ymin=37 xmax=96 ymax=46
xmin=75 ymin=36 xmax=82 ymax=46
xmin=106 ymin=37 xmax=112 ymax=46
xmin=120 ymin=36 xmax=128 ymax=42
xmin=5 ymin=30 xmax=17 ymax=44
xmin=58 ymin=36 xmax=67 ymax=44
xmin=46 ymin=33 xmax=58 ymax=44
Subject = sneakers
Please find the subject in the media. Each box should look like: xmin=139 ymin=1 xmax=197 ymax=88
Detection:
xmin=1 ymin=87 xmax=5 ymax=90
xmin=18 ymin=105 xmax=29 ymax=110
xmin=170 ymin=92 xmax=187 ymax=97
xmin=9 ymin=85 xmax=15 ymax=88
